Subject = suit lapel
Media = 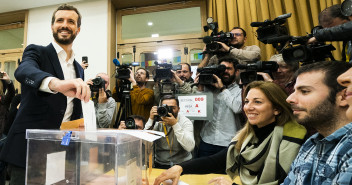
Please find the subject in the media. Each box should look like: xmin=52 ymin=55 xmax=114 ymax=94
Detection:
xmin=73 ymin=60 xmax=84 ymax=80
xmin=46 ymin=43 xmax=65 ymax=80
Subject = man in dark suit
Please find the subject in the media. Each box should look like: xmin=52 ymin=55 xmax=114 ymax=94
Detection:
xmin=0 ymin=4 xmax=90 ymax=184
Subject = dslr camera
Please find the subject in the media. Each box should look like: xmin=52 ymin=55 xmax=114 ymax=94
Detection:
xmin=90 ymin=76 xmax=105 ymax=92
xmin=197 ymin=64 xmax=226 ymax=85
xmin=237 ymin=61 xmax=279 ymax=85
xmin=115 ymin=62 xmax=139 ymax=80
xmin=124 ymin=116 xmax=137 ymax=129
xmin=154 ymin=104 xmax=173 ymax=121
xmin=203 ymin=17 xmax=234 ymax=54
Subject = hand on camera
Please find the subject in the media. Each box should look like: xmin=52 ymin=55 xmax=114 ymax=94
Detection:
xmin=194 ymin=74 xmax=204 ymax=92
xmin=307 ymin=37 xmax=318 ymax=44
xmin=212 ymin=74 xmax=225 ymax=90
xmin=128 ymin=69 xmax=137 ymax=86
xmin=216 ymin=41 xmax=230 ymax=53
xmin=257 ymin=72 xmax=273 ymax=82
xmin=98 ymin=88 xmax=108 ymax=103
xmin=161 ymin=112 xmax=177 ymax=126
xmin=118 ymin=121 xmax=126 ymax=130
xmin=149 ymin=106 xmax=158 ymax=120
xmin=171 ymin=70 xmax=183 ymax=86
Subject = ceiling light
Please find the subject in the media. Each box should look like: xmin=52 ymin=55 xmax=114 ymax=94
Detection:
xmin=151 ymin=34 xmax=159 ymax=38
xmin=148 ymin=22 xmax=153 ymax=26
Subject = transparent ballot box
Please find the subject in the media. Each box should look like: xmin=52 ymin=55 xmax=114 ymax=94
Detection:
xmin=26 ymin=129 xmax=161 ymax=185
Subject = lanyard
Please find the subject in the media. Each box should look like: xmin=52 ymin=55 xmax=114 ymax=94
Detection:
xmin=163 ymin=123 xmax=174 ymax=157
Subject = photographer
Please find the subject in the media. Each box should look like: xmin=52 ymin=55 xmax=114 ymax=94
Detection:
xmin=308 ymin=4 xmax=352 ymax=62
xmin=154 ymin=63 xmax=194 ymax=105
xmin=118 ymin=115 xmax=146 ymax=130
xmin=199 ymin=27 xmax=261 ymax=68
xmin=195 ymin=56 xmax=242 ymax=157
xmin=145 ymin=95 xmax=195 ymax=169
xmin=87 ymin=73 xmax=116 ymax=128
xmin=129 ymin=67 xmax=154 ymax=121
xmin=257 ymin=54 xmax=299 ymax=95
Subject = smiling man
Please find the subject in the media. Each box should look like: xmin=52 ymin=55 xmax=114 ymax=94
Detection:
xmin=0 ymin=4 xmax=90 ymax=184
xmin=283 ymin=61 xmax=352 ymax=184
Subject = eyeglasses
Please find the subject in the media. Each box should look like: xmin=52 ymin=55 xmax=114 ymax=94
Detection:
xmin=176 ymin=70 xmax=190 ymax=74
xmin=233 ymin=33 xmax=243 ymax=37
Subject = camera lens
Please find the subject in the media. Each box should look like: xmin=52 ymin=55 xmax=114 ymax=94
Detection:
xmin=125 ymin=117 xmax=136 ymax=129
xmin=157 ymin=106 xmax=169 ymax=117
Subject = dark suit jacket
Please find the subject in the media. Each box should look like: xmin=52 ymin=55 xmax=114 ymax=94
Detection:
xmin=0 ymin=43 xmax=84 ymax=168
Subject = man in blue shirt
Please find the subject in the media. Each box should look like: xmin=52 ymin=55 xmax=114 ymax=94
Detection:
xmin=283 ymin=61 xmax=352 ymax=184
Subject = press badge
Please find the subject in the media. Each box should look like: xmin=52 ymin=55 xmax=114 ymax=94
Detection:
xmin=61 ymin=131 xmax=72 ymax=146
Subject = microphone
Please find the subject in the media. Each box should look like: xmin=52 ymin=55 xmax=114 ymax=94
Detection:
xmin=250 ymin=22 xmax=264 ymax=27
xmin=275 ymin=13 xmax=292 ymax=21
xmin=203 ymin=36 xmax=213 ymax=44
xmin=266 ymin=35 xmax=291 ymax=44
xmin=113 ymin=58 xmax=120 ymax=66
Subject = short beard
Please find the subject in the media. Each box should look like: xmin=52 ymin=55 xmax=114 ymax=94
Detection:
xmin=221 ymin=74 xmax=236 ymax=86
xmin=137 ymin=81 xmax=146 ymax=87
xmin=53 ymin=30 xmax=76 ymax=45
xmin=230 ymin=43 xmax=244 ymax=49
xmin=295 ymin=98 xmax=338 ymax=131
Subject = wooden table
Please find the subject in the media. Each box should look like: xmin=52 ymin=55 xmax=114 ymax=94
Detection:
xmin=147 ymin=168 xmax=241 ymax=185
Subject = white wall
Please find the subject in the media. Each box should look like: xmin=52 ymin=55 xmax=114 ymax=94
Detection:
xmin=27 ymin=0 xmax=108 ymax=80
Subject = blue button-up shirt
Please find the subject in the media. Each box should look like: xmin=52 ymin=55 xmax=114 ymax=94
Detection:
xmin=282 ymin=122 xmax=352 ymax=185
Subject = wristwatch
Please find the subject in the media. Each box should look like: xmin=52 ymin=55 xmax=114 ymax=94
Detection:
xmin=228 ymin=46 xmax=234 ymax=53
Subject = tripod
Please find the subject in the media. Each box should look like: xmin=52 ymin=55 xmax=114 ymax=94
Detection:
xmin=114 ymin=79 xmax=132 ymax=128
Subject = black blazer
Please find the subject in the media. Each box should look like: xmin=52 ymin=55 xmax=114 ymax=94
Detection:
xmin=0 ymin=43 xmax=84 ymax=168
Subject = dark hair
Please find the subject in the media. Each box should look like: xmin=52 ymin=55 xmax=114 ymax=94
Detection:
xmin=232 ymin=27 xmax=247 ymax=37
xmin=136 ymin=67 xmax=150 ymax=79
xmin=295 ymin=61 xmax=352 ymax=104
xmin=319 ymin=4 xmax=349 ymax=26
xmin=129 ymin=115 xmax=146 ymax=126
xmin=180 ymin=63 xmax=192 ymax=72
xmin=52 ymin=4 xmax=82 ymax=28
xmin=218 ymin=56 xmax=239 ymax=70
xmin=160 ymin=95 xmax=179 ymax=107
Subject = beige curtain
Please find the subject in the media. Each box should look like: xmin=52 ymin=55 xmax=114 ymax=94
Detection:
xmin=207 ymin=0 xmax=344 ymax=60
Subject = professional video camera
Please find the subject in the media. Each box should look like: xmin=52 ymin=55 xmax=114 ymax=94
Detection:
xmin=251 ymin=13 xmax=291 ymax=51
xmin=251 ymin=14 xmax=336 ymax=64
xmin=115 ymin=62 xmax=139 ymax=80
xmin=124 ymin=116 xmax=137 ymax=129
xmin=90 ymin=76 xmax=105 ymax=92
xmin=281 ymin=26 xmax=336 ymax=64
xmin=154 ymin=62 xmax=182 ymax=81
xmin=237 ymin=61 xmax=279 ymax=85
xmin=197 ymin=64 xmax=226 ymax=85
xmin=203 ymin=17 xmax=234 ymax=54
xmin=154 ymin=62 xmax=182 ymax=96
xmin=154 ymin=104 xmax=173 ymax=121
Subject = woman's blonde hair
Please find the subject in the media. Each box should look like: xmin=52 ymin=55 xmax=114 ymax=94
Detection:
xmin=235 ymin=81 xmax=294 ymax=152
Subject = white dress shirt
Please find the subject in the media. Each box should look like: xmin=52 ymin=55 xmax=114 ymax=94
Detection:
xmin=39 ymin=41 xmax=76 ymax=122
